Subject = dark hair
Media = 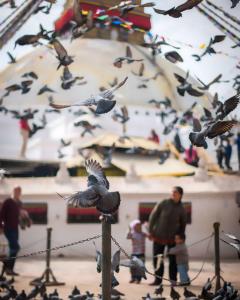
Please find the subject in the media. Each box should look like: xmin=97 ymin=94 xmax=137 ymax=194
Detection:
xmin=174 ymin=186 xmax=184 ymax=196
xmin=176 ymin=233 xmax=186 ymax=241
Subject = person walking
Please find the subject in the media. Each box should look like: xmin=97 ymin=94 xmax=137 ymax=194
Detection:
xmin=148 ymin=186 xmax=187 ymax=286
xmin=0 ymin=186 xmax=22 ymax=276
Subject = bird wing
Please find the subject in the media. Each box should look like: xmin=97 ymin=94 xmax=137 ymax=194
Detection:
xmin=207 ymin=121 xmax=237 ymax=139
xmin=73 ymin=0 xmax=83 ymax=25
xmin=51 ymin=39 xmax=68 ymax=59
xmin=212 ymin=35 xmax=226 ymax=44
xmin=176 ymin=0 xmax=203 ymax=12
xmin=126 ymin=45 xmax=132 ymax=58
xmin=188 ymin=86 xmax=204 ymax=97
xmin=222 ymin=93 xmax=240 ymax=116
xmin=174 ymin=73 xmax=186 ymax=84
xmin=203 ymin=107 xmax=212 ymax=119
xmin=85 ymin=159 xmax=109 ymax=189
xmin=50 ymin=103 xmax=71 ymax=109
xmin=164 ymin=51 xmax=183 ymax=63
xmin=140 ymin=2 xmax=155 ymax=8
xmin=57 ymin=188 xmax=99 ymax=207
xmin=111 ymin=250 xmax=120 ymax=272
xmin=100 ymin=77 xmax=128 ymax=99
xmin=121 ymin=106 xmax=129 ymax=119
xmin=193 ymin=118 xmax=202 ymax=132
xmin=224 ymin=233 xmax=240 ymax=243
xmin=208 ymin=74 xmax=222 ymax=86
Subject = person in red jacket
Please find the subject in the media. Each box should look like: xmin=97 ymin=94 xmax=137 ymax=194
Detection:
xmin=0 ymin=186 xmax=22 ymax=276
xmin=19 ymin=118 xmax=30 ymax=158
xmin=148 ymin=129 xmax=160 ymax=144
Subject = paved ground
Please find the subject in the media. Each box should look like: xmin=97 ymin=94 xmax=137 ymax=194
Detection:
xmin=8 ymin=258 xmax=240 ymax=299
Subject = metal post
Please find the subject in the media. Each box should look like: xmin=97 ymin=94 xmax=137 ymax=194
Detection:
xmin=102 ymin=218 xmax=111 ymax=300
xmin=46 ymin=227 xmax=52 ymax=282
xmin=214 ymin=222 xmax=221 ymax=292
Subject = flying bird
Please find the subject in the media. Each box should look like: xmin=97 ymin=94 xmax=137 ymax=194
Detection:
xmin=57 ymin=159 xmax=121 ymax=214
xmin=108 ymin=1 xmax=155 ymax=17
xmin=215 ymin=93 xmax=240 ymax=120
xmin=164 ymin=51 xmax=183 ymax=63
xmin=131 ymin=63 xmax=145 ymax=77
xmin=192 ymin=35 xmax=226 ymax=61
xmin=50 ymin=77 xmax=128 ymax=114
xmin=189 ymin=118 xmax=237 ymax=149
xmin=7 ymin=51 xmax=16 ymax=64
xmin=74 ymin=120 xmax=102 ymax=137
xmin=112 ymin=106 xmax=129 ymax=124
xmin=153 ymin=0 xmax=204 ymax=18
xmin=230 ymin=0 xmax=240 ymax=8
xmin=196 ymin=74 xmax=229 ymax=91
xmin=113 ymin=46 xmax=143 ymax=68
xmin=38 ymin=85 xmax=55 ymax=95
xmin=22 ymin=71 xmax=38 ymax=80
xmin=14 ymin=25 xmax=49 ymax=47
xmin=50 ymin=38 xmax=74 ymax=69
xmin=142 ymin=35 xmax=180 ymax=56
xmin=174 ymin=72 xmax=204 ymax=97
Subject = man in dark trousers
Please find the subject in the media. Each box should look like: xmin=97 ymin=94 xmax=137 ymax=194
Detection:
xmin=0 ymin=186 xmax=22 ymax=276
xmin=148 ymin=186 xmax=187 ymax=286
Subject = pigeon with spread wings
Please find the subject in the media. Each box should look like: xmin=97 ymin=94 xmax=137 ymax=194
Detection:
xmin=153 ymin=0 xmax=203 ymax=18
xmin=114 ymin=46 xmax=143 ymax=68
xmin=58 ymin=159 xmax=121 ymax=214
xmin=50 ymin=77 xmax=128 ymax=114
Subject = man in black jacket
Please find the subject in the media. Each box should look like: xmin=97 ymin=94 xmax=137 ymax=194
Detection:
xmin=148 ymin=186 xmax=187 ymax=285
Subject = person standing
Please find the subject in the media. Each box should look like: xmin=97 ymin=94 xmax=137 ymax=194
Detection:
xmin=224 ymin=139 xmax=232 ymax=170
xmin=19 ymin=117 xmax=30 ymax=158
xmin=168 ymin=234 xmax=190 ymax=286
xmin=148 ymin=186 xmax=187 ymax=286
xmin=148 ymin=129 xmax=160 ymax=144
xmin=126 ymin=220 xmax=148 ymax=284
xmin=0 ymin=186 xmax=22 ymax=276
xmin=236 ymin=133 xmax=240 ymax=171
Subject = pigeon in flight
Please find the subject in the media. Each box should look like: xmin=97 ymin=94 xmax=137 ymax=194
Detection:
xmin=192 ymin=35 xmax=226 ymax=61
xmin=113 ymin=46 xmax=143 ymax=68
xmin=50 ymin=77 xmax=128 ymax=114
xmin=174 ymin=72 xmax=204 ymax=97
xmin=57 ymin=159 xmax=121 ymax=214
xmin=153 ymin=0 xmax=203 ymax=18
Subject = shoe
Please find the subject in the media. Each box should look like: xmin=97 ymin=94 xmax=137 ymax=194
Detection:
xmin=5 ymin=270 xmax=19 ymax=276
xmin=129 ymin=279 xmax=135 ymax=283
xmin=136 ymin=280 xmax=141 ymax=284
xmin=149 ymin=281 xmax=161 ymax=286
xmin=179 ymin=281 xmax=190 ymax=286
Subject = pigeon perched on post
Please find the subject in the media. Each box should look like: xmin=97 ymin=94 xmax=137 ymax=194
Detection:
xmin=57 ymin=159 xmax=121 ymax=214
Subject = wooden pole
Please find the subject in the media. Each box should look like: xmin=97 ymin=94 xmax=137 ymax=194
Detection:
xmin=102 ymin=218 xmax=111 ymax=300
xmin=46 ymin=227 xmax=52 ymax=282
xmin=214 ymin=222 xmax=221 ymax=292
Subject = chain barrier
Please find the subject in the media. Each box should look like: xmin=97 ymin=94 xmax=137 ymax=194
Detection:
xmin=1 ymin=234 xmax=102 ymax=262
xmin=111 ymin=233 xmax=214 ymax=286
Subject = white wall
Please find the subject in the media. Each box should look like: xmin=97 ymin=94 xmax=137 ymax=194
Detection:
xmin=1 ymin=191 xmax=238 ymax=260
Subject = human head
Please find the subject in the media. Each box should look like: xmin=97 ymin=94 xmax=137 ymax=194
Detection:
xmin=171 ymin=186 xmax=183 ymax=203
xmin=13 ymin=186 xmax=22 ymax=201
xmin=175 ymin=233 xmax=185 ymax=244
xmin=130 ymin=219 xmax=141 ymax=233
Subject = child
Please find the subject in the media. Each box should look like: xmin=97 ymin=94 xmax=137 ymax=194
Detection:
xmin=126 ymin=220 xmax=147 ymax=284
xmin=168 ymin=234 xmax=190 ymax=286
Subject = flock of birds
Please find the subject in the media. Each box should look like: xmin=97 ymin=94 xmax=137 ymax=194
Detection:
xmin=0 ymin=0 xmax=239 ymax=155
